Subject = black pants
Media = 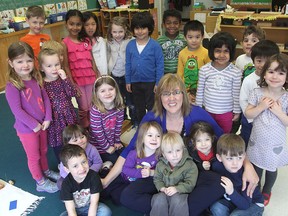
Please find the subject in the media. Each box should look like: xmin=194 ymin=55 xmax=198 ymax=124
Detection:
xmin=101 ymin=175 xmax=129 ymax=205
xmin=100 ymin=148 xmax=123 ymax=164
xmin=188 ymin=171 xmax=225 ymax=216
xmin=131 ymin=82 xmax=155 ymax=123
xmin=120 ymin=177 xmax=157 ymax=214
xmin=111 ymin=74 xmax=137 ymax=124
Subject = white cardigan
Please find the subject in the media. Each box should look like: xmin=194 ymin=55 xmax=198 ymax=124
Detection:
xmin=92 ymin=37 xmax=108 ymax=75
xmin=107 ymin=38 xmax=133 ymax=76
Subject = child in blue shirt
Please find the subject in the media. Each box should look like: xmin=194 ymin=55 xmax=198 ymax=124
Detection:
xmin=125 ymin=11 xmax=164 ymax=123
xmin=210 ymin=134 xmax=264 ymax=216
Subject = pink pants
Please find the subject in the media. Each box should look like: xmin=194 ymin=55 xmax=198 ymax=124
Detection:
xmin=76 ymin=84 xmax=93 ymax=128
xmin=17 ymin=130 xmax=49 ymax=181
xmin=208 ymin=111 xmax=233 ymax=134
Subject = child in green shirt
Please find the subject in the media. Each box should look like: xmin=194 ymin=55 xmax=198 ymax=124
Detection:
xmin=157 ymin=9 xmax=187 ymax=74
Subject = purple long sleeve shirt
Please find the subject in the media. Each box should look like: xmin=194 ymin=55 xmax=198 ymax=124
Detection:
xmin=122 ymin=149 xmax=158 ymax=181
xmin=5 ymin=79 xmax=52 ymax=133
xmin=89 ymin=106 xmax=124 ymax=153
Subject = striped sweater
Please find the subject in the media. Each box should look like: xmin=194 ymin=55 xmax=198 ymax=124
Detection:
xmin=89 ymin=106 xmax=124 ymax=154
xmin=195 ymin=62 xmax=241 ymax=114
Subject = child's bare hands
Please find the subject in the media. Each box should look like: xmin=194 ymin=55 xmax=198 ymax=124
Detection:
xmin=33 ymin=123 xmax=42 ymax=132
xmin=202 ymin=161 xmax=211 ymax=170
xmin=232 ymin=113 xmax=240 ymax=121
xmin=114 ymin=143 xmax=123 ymax=150
xmin=164 ymin=186 xmax=177 ymax=196
xmin=153 ymin=85 xmax=157 ymax=93
xmin=42 ymin=121 xmax=50 ymax=130
xmin=259 ymin=97 xmax=274 ymax=110
xmin=220 ymin=176 xmax=234 ymax=195
xmin=76 ymin=87 xmax=82 ymax=98
xmin=57 ymin=69 xmax=67 ymax=80
xmin=126 ymin=84 xmax=132 ymax=93
xmin=106 ymin=146 xmax=116 ymax=154
xmin=141 ymin=167 xmax=150 ymax=178
xmin=269 ymin=100 xmax=282 ymax=115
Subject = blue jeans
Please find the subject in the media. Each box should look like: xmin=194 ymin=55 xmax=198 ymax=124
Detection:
xmin=60 ymin=202 xmax=112 ymax=216
xmin=210 ymin=199 xmax=264 ymax=216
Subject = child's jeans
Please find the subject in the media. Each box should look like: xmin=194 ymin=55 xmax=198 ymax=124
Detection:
xmin=77 ymin=84 xmax=93 ymax=128
xmin=17 ymin=130 xmax=49 ymax=181
xmin=150 ymin=192 xmax=189 ymax=216
xmin=60 ymin=202 xmax=112 ymax=216
xmin=210 ymin=199 xmax=264 ymax=216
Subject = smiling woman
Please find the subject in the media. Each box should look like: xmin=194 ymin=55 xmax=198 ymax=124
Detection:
xmin=101 ymin=74 xmax=226 ymax=214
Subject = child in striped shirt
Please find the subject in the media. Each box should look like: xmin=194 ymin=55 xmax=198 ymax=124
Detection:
xmin=195 ymin=32 xmax=242 ymax=133
xmin=89 ymin=76 xmax=125 ymax=164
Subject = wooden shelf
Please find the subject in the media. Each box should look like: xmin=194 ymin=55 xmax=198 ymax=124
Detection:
xmin=99 ymin=8 xmax=158 ymax=39
xmin=219 ymin=13 xmax=288 ymax=55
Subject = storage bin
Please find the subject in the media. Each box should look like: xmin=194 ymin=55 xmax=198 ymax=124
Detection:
xmin=12 ymin=21 xmax=29 ymax=31
xmin=50 ymin=12 xmax=66 ymax=23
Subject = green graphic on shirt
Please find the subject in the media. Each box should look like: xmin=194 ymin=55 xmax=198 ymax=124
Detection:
xmin=243 ymin=63 xmax=255 ymax=79
xmin=184 ymin=57 xmax=198 ymax=90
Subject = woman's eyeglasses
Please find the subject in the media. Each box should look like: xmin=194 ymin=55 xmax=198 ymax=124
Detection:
xmin=161 ymin=90 xmax=183 ymax=97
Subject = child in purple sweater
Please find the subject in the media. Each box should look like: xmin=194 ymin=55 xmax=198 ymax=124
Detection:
xmin=57 ymin=124 xmax=103 ymax=189
xmin=101 ymin=121 xmax=162 ymax=206
xmin=89 ymin=76 xmax=125 ymax=164
xmin=122 ymin=121 xmax=163 ymax=181
xmin=6 ymin=42 xmax=59 ymax=193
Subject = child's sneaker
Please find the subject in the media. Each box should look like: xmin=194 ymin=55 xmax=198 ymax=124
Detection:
xmin=45 ymin=170 xmax=61 ymax=182
xmin=263 ymin=192 xmax=272 ymax=206
xmin=36 ymin=178 xmax=59 ymax=193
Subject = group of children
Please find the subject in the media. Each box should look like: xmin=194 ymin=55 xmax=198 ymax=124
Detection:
xmin=4 ymin=4 xmax=288 ymax=216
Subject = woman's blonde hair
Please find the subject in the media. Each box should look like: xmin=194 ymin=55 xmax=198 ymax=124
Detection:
xmin=91 ymin=75 xmax=125 ymax=113
xmin=107 ymin=16 xmax=133 ymax=42
xmin=153 ymin=74 xmax=190 ymax=118
xmin=7 ymin=41 xmax=43 ymax=90
xmin=161 ymin=131 xmax=185 ymax=154
xmin=136 ymin=121 xmax=163 ymax=159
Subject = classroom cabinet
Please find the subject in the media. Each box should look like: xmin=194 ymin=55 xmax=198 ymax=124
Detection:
xmin=100 ymin=8 xmax=158 ymax=39
xmin=219 ymin=12 xmax=288 ymax=55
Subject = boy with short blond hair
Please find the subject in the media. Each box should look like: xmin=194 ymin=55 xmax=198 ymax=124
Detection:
xmin=20 ymin=6 xmax=50 ymax=64
xmin=59 ymin=144 xmax=111 ymax=216
xmin=210 ymin=134 xmax=264 ymax=216
xmin=157 ymin=9 xmax=187 ymax=74
xmin=177 ymin=20 xmax=210 ymax=90
xmin=151 ymin=132 xmax=198 ymax=216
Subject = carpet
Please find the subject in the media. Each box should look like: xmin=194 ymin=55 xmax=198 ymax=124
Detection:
xmin=0 ymin=179 xmax=44 ymax=216
xmin=0 ymin=93 xmax=142 ymax=216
